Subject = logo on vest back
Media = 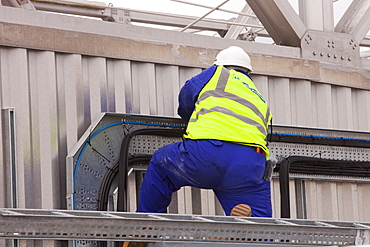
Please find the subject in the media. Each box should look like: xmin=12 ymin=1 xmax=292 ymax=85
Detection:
xmin=234 ymin=76 xmax=266 ymax=103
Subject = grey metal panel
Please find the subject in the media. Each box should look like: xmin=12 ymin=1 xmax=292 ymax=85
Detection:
xmin=28 ymin=50 xmax=59 ymax=209
xmin=290 ymin=79 xmax=313 ymax=127
xmin=337 ymin=183 xmax=360 ymax=222
xmin=268 ymin=77 xmax=292 ymax=125
xmin=352 ymin=89 xmax=370 ymax=131
xmin=357 ymin=183 xmax=370 ymax=222
xmin=270 ymin=178 xmax=280 ymax=218
xmin=311 ymin=83 xmax=333 ymax=128
xmin=304 ymin=180 xmax=370 ymax=222
xmin=131 ymin=62 xmax=156 ymax=115
xmin=55 ymin=53 xmax=81 ymax=209
xmin=155 ymin=65 xmax=179 ymax=117
xmin=179 ymin=67 xmax=202 ymax=87
xmin=176 ymin=187 xmax=191 ymax=214
xmin=106 ymin=59 xmax=130 ymax=113
xmin=332 ymin=86 xmax=354 ymax=130
xmin=0 ymin=48 xmax=31 ymax=210
xmin=82 ymin=56 xmax=107 ymax=127
xmin=1 ymin=45 xmax=369 ymax=219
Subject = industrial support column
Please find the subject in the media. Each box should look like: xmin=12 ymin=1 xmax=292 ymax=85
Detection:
xmin=298 ymin=0 xmax=334 ymax=31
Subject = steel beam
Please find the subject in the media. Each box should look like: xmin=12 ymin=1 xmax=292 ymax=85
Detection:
xmin=361 ymin=37 xmax=370 ymax=47
xmin=245 ymin=0 xmax=307 ymax=47
xmin=1 ymin=0 xmax=20 ymax=7
xmin=30 ymin=1 xmax=251 ymax=32
xmin=361 ymin=50 xmax=370 ymax=57
xmin=31 ymin=1 xmax=110 ymax=19
xmin=298 ymin=0 xmax=334 ymax=31
xmin=335 ymin=0 xmax=370 ymax=44
xmin=224 ymin=4 xmax=254 ymax=39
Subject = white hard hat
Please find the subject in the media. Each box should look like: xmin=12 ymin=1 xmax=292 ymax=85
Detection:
xmin=214 ymin=46 xmax=253 ymax=72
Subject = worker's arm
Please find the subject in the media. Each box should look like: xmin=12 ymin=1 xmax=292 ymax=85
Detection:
xmin=177 ymin=65 xmax=217 ymax=122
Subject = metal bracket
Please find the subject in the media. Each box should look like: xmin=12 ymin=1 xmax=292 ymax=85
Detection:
xmin=105 ymin=8 xmax=131 ymax=24
xmin=18 ymin=0 xmax=35 ymax=10
xmin=1 ymin=108 xmax=17 ymax=209
xmin=301 ymin=30 xmax=360 ymax=67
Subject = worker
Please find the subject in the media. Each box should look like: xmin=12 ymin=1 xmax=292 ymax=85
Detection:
xmin=137 ymin=46 xmax=273 ymax=217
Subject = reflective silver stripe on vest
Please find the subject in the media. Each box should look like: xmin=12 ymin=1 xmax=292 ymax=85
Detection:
xmin=198 ymin=90 xmax=269 ymax=127
xmin=215 ymin=67 xmax=230 ymax=91
xmin=193 ymin=66 xmax=270 ymax=129
xmin=189 ymin=106 xmax=267 ymax=136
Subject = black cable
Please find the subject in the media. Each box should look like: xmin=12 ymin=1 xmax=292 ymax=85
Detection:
xmin=116 ymin=128 xmax=185 ymax=212
xmin=97 ymin=128 xmax=184 ymax=247
xmin=97 ymin=155 xmax=152 ymax=211
xmin=278 ymin=156 xmax=370 ymax=218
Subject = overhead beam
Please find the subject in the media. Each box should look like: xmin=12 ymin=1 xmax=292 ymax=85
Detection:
xmin=245 ymin=0 xmax=307 ymax=47
xmin=224 ymin=4 xmax=253 ymax=39
xmin=335 ymin=0 xmax=370 ymax=44
xmin=1 ymin=0 xmax=21 ymax=7
xmin=31 ymin=1 xmax=261 ymax=32
xmin=361 ymin=37 xmax=370 ymax=47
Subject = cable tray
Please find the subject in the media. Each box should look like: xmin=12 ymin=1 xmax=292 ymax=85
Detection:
xmin=0 ymin=208 xmax=369 ymax=246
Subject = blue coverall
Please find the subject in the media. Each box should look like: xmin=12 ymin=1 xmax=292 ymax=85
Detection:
xmin=137 ymin=66 xmax=272 ymax=217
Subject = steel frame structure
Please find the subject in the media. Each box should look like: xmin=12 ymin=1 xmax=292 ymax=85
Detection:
xmin=1 ymin=0 xmax=370 ymax=54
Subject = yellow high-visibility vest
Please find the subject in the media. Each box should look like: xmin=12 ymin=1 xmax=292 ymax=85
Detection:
xmin=184 ymin=66 xmax=272 ymax=156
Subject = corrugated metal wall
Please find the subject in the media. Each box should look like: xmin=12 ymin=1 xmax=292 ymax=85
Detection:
xmin=1 ymin=6 xmax=370 ymax=227
xmin=2 ymin=48 xmax=370 ymax=219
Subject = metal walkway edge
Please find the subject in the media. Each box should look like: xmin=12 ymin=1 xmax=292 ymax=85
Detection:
xmin=0 ymin=208 xmax=370 ymax=246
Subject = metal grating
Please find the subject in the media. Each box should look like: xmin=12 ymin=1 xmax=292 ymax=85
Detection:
xmin=0 ymin=208 xmax=369 ymax=246
xmin=269 ymin=143 xmax=370 ymax=161
xmin=130 ymin=135 xmax=182 ymax=155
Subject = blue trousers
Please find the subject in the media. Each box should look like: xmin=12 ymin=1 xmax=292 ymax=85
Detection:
xmin=137 ymin=139 xmax=272 ymax=217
